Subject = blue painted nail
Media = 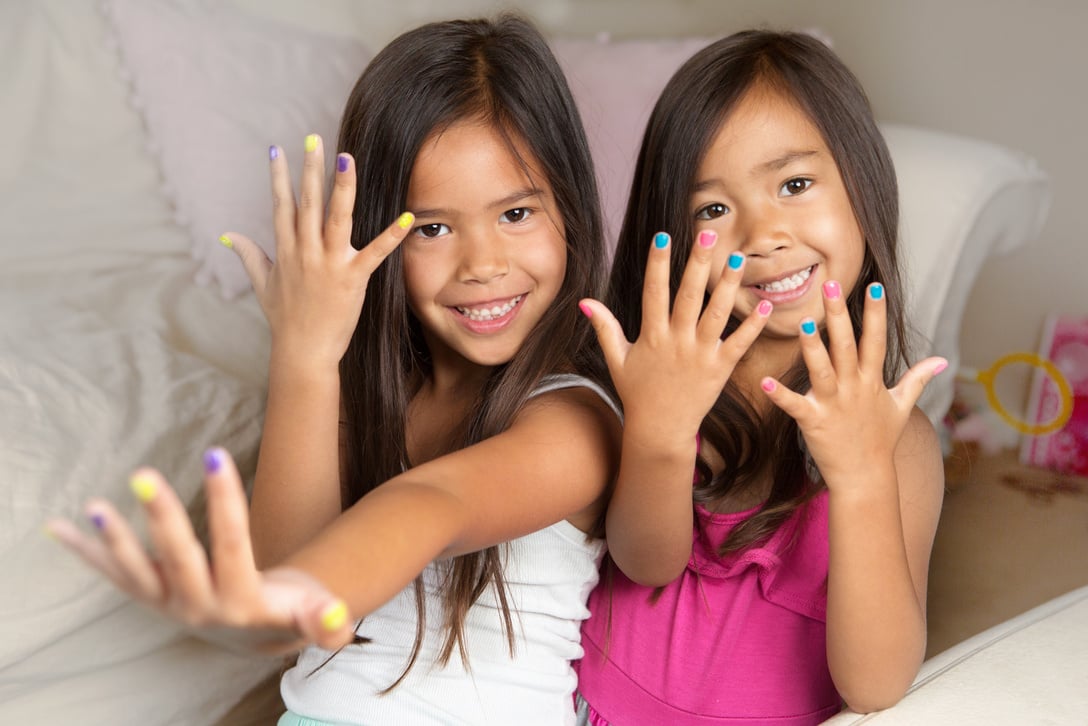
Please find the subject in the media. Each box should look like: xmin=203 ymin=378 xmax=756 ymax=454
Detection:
xmin=728 ymin=252 xmax=744 ymax=270
xmin=869 ymin=283 xmax=884 ymax=300
xmin=654 ymin=232 xmax=669 ymax=249
xmin=801 ymin=319 xmax=817 ymax=335
xmin=337 ymin=154 xmax=349 ymax=173
xmin=269 ymin=145 xmax=279 ymax=161
xmin=203 ymin=448 xmax=224 ymax=474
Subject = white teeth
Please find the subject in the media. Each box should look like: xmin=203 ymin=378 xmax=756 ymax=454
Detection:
xmin=757 ymin=266 xmax=812 ymax=293
xmin=457 ymin=295 xmax=522 ymax=321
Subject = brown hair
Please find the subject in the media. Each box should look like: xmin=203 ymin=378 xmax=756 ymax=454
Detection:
xmin=332 ymin=15 xmax=606 ymax=685
xmin=608 ymin=29 xmax=907 ymax=552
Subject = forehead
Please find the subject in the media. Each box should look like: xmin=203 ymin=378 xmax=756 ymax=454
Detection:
xmin=699 ymin=85 xmax=830 ymax=174
xmin=407 ymin=121 xmax=550 ymax=207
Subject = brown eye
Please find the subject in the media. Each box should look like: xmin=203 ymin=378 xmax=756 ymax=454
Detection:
xmin=500 ymin=207 xmax=532 ymax=223
xmin=416 ymin=223 xmax=449 ymax=238
xmin=695 ymin=202 xmax=729 ymax=220
xmin=780 ymin=178 xmax=812 ymax=196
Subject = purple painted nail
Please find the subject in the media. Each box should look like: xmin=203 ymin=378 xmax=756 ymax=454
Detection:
xmin=89 ymin=512 xmax=106 ymax=531
xmin=203 ymin=448 xmax=225 ymax=474
xmin=337 ymin=154 xmax=349 ymax=173
xmin=269 ymin=145 xmax=279 ymax=161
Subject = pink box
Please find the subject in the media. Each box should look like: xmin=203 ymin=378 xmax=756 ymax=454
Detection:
xmin=1020 ymin=314 xmax=1088 ymax=475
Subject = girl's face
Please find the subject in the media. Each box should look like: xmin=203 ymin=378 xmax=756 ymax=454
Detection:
xmin=691 ymin=85 xmax=864 ymax=340
xmin=402 ymin=120 xmax=567 ymax=374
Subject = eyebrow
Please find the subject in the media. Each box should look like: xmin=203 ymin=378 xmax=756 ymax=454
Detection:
xmin=693 ymin=149 xmax=821 ymax=193
xmin=410 ymin=187 xmax=546 ymax=219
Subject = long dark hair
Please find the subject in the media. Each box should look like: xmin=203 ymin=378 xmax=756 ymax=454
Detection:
xmin=334 ymin=15 xmax=606 ymax=683
xmin=609 ymin=30 xmax=907 ymax=552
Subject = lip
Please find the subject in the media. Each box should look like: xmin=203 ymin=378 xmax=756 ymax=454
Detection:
xmin=748 ymin=264 xmax=817 ymax=305
xmin=450 ymin=293 xmax=526 ymax=334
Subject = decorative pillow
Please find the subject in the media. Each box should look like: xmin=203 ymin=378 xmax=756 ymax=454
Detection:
xmin=552 ymin=34 xmax=715 ymax=251
xmin=103 ymin=0 xmax=371 ymax=299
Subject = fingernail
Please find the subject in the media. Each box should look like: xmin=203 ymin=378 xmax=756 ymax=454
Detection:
xmin=757 ymin=300 xmax=773 ymax=316
xmin=218 ymin=234 xmax=233 ymax=249
xmin=269 ymin=145 xmax=279 ymax=161
xmin=129 ymin=473 xmax=158 ymax=503
xmin=698 ymin=230 xmax=716 ymax=248
xmin=42 ymin=524 xmax=58 ymax=541
xmin=801 ymin=319 xmax=817 ymax=336
xmin=654 ymin=232 xmax=669 ymax=249
xmin=869 ymin=283 xmax=884 ymax=300
xmin=336 ymin=154 xmax=349 ymax=173
xmin=728 ymin=252 xmax=744 ymax=270
xmin=933 ymin=360 xmax=949 ymax=376
xmin=578 ymin=301 xmax=593 ymax=319
xmin=396 ymin=212 xmax=414 ymax=230
xmin=88 ymin=511 xmax=106 ymax=531
xmin=761 ymin=378 xmax=777 ymax=392
xmin=320 ymin=600 xmax=348 ymax=631
xmin=823 ymin=280 xmax=841 ymax=300
xmin=304 ymin=134 xmax=318 ymax=153
xmin=203 ymin=448 xmax=225 ymax=474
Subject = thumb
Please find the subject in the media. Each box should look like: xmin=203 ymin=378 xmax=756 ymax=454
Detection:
xmin=218 ymin=233 xmax=271 ymax=297
xmin=578 ymin=298 xmax=631 ymax=372
xmin=892 ymin=357 xmax=949 ymax=410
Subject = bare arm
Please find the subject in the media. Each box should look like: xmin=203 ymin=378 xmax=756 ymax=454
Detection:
xmin=222 ymin=136 xmax=409 ymax=567
xmin=48 ymin=387 xmax=620 ymax=654
xmin=582 ymin=231 xmax=768 ymax=585
xmin=760 ymin=280 xmax=948 ymax=712
xmin=286 ymin=387 xmax=622 ymax=613
xmin=824 ymin=407 xmax=944 ymax=711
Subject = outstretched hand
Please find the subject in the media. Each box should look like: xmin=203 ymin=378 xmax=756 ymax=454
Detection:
xmin=579 ymin=231 xmax=770 ymax=445
xmin=45 ymin=449 xmax=356 ymax=656
xmin=220 ymin=134 xmax=414 ymax=366
xmin=759 ymin=281 xmax=947 ymax=486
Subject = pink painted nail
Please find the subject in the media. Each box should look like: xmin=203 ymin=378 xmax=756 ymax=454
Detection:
xmin=698 ymin=230 xmax=716 ymax=248
xmin=757 ymin=300 xmax=773 ymax=316
xmin=823 ymin=280 xmax=841 ymax=300
xmin=578 ymin=301 xmax=593 ymax=319
xmin=933 ymin=360 xmax=949 ymax=376
xmin=761 ymin=377 xmax=777 ymax=393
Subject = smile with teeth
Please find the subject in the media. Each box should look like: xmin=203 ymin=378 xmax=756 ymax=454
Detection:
xmin=455 ymin=295 xmax=523 ymax=321
xmin=756 ymin=266 xmax=813 ymax=293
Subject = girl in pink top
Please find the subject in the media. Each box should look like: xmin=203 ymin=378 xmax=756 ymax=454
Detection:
xmin=575 ymin=30 xmax=947 ymax=723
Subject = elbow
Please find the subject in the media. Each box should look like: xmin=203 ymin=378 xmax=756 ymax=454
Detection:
xmin=837 ymin=672 xmax=916 ymax=715
xmin=610 ymin=549 xmax=689 ymax=588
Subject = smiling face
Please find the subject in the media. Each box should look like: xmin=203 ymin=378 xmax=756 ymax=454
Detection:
xmin=691 ymin=84 xmax=865 ymax=341
xmin=402 ymin=120 xmax=567 ymax=377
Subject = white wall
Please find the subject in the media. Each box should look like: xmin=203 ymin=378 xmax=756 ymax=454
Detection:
xmin=244 ymin=0 xmax=1085 ymax=411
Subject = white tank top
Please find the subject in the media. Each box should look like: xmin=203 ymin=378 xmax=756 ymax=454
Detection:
xmin=280 ymin=374 xmax=618 ymax=725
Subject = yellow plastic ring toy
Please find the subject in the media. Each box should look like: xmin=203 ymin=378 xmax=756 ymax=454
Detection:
xmin=960 ymin=352 xmax=1074 ymax=436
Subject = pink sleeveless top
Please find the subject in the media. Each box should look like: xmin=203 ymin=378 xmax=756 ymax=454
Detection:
xmin=576 ymin=490 xmax=841 ymax=725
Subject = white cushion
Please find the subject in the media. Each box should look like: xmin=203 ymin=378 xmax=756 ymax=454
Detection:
xmin=104 ymin=0 xmax=371 ymax=299
xmin=822 ymin=585 xmax=1088 ymax=724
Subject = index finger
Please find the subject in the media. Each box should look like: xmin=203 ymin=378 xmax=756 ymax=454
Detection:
xmin=324 ymin=153 xmax=357 ymax=253
xmin=353 ymin=211 xmax=415 ymax=278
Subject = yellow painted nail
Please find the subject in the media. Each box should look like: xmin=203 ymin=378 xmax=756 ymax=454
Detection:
xmin=304 ymin=134 xmax=319 ymax=153
xmin=320 ymin=600 xmax=348 ymax=631
xmin=218 ymin=234 xmax=233 ymax=249
xmin=396 ymin=212 xmax=414 ymax=230
xmin=129 ymin=473 xmax=158 ymax=503
xmin=42 ymin=524 xmax=58 ymax=540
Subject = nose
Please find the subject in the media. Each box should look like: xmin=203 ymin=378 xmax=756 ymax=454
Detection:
xmin=458 ymin=228 xmax=509 ymax=284
xmin=737 ymin=207 xmax=792 ymax=258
